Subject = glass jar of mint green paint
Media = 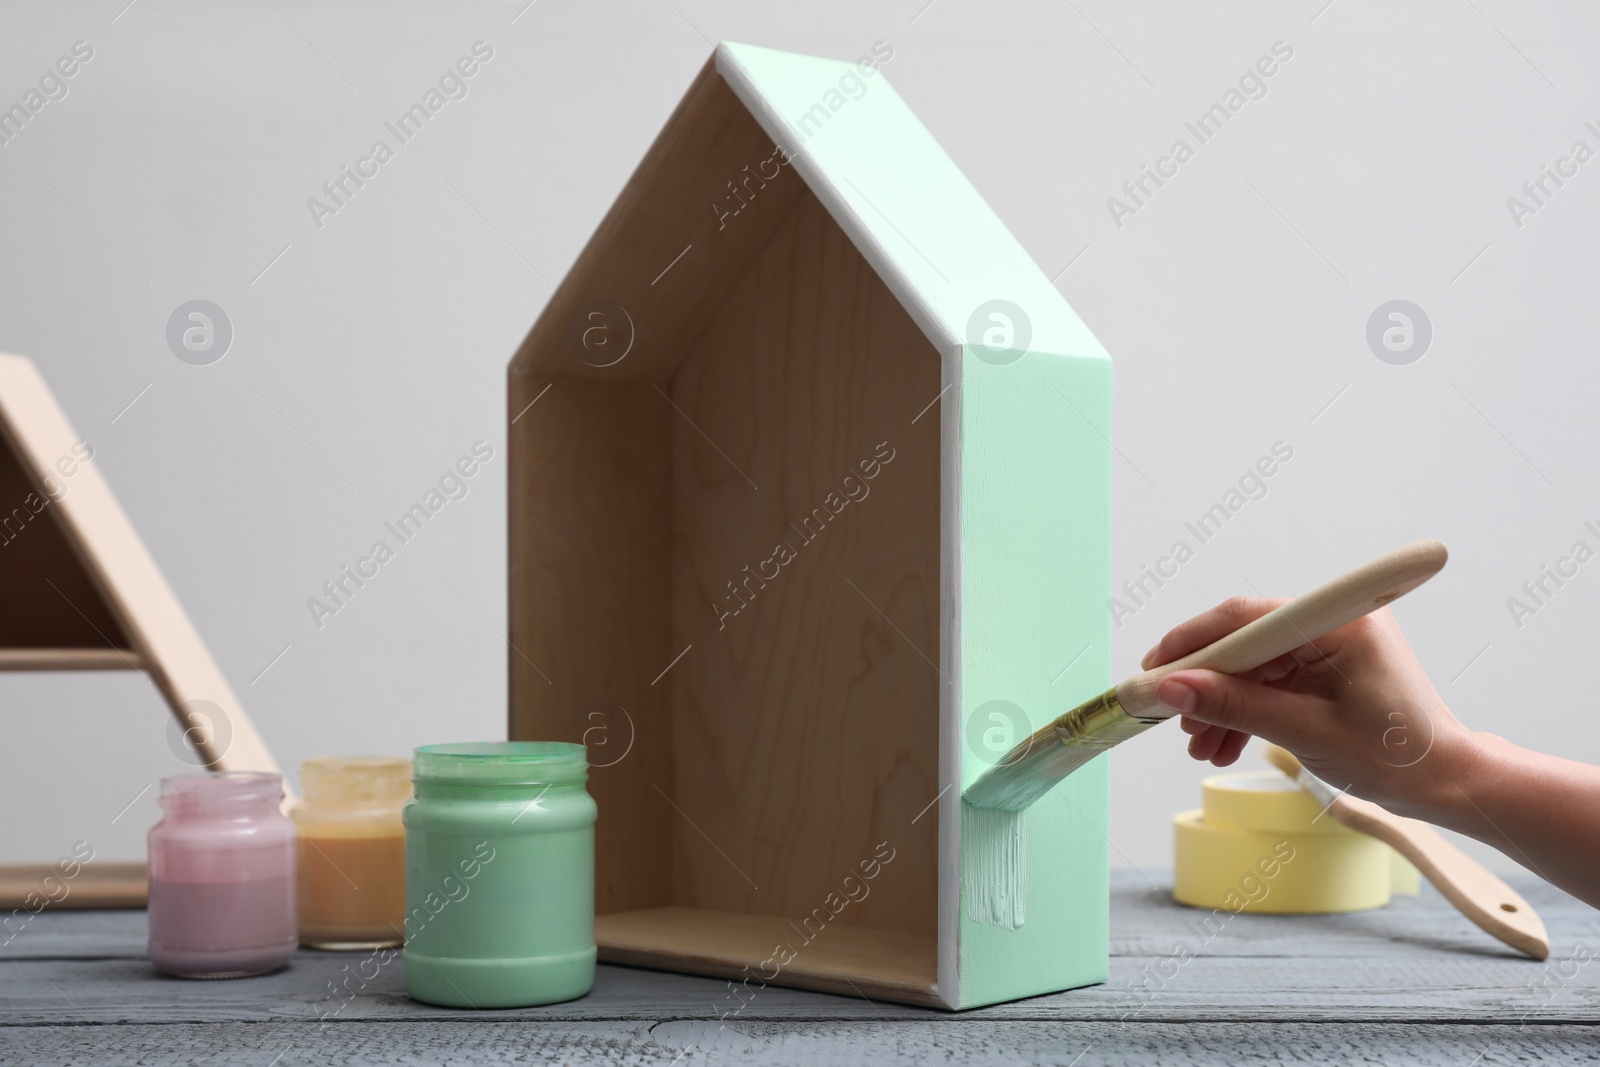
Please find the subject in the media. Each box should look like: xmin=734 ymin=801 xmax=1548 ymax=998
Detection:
xmin=402 ymin=742 xmax=596 ymax=1008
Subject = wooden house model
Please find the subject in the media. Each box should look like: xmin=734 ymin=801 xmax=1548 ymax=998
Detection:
xmin=508 ymin=42 xmax=1111 ymax=1009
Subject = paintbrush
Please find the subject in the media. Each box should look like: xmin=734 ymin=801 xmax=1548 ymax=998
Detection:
xmin=963 ymin=540 xmax=1449 ymax=811
xmin=1262 ymin=743 xmax=1548 ymax=959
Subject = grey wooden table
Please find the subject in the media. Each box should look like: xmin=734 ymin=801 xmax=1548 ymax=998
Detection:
xmin=4 ymin=872 xmax=1598 ymax=1065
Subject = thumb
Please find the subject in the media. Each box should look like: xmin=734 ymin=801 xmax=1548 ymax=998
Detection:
xmin=1154 ymin=669 xmax=1321 ymax=749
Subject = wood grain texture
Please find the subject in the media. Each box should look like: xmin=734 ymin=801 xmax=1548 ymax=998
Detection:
xmin=713 ymin=41 xmax=1119 ymax=1007
xmin=2 ymin=944 xmax=1586 ymax=1025
xmin=508 ymin=59 xmax=804 ymax=382
xmin=6 ymin=873 xmax=1599 ymax=1067
xmin=505 ymin=55 xmax=816 ymax=930
xmin=597 ymin=906 xmax=938 ymax=1005
xmin=0 ymin=869 xmax=1503 ymax=963
xmin=667 ymin=189 xmax=941 ymax=937
xmin=5 ymin=1023 xmax=1597 ymax=1066
xmin=506 ymin=59 xmax=941 ymax=997
xmin=506 ymin=377 xmax=673 ymax=916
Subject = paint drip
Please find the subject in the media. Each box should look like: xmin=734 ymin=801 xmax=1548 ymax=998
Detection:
xmin=961 ymin=802 xmax=1027 ymax=929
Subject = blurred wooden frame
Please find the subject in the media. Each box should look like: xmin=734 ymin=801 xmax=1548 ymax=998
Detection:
xmin=0 ymin=353 xmax=283 ymax=908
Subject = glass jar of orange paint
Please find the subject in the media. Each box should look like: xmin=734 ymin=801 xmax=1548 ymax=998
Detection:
xmin=290 ymin=757 xmax=410 ymax=950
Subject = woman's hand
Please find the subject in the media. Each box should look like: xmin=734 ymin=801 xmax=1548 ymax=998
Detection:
xmin=1145 ymin=593 xmax=1600 ymax=908
xmin=1142 ymin=596 xmax=1479 ymax=821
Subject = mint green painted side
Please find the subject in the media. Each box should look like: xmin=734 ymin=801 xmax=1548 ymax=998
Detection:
xmin=719 ymin=40 xmax=1113 ymax=1008
xmin=957 ymin=347 xmax=1110 ymax=1008
xmin=717 ymin=42 xmax=1110 ymax=364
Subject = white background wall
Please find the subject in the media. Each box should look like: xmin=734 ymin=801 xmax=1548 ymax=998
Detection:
xmin=2 ymin=0 xmax=1597 ymax=880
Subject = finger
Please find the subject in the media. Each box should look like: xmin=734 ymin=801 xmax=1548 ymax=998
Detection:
xmin=1210 ymin=729 xmax=1252 ymax=766
xmin=1179 ymin=715 xmax=1210 ymax=736
xmin=1141 ymin=596 xmax=1290 ymax=670
xmin=1183 ymin=721 xmax=1228 ymax=753
xmin=1155 ymin=668 xmax=1324 ymax=749
xmin=1250 ymin=652 xmax=1301 ymax=684
xmin=1188 ymin=725 xmax=1226 ymax=762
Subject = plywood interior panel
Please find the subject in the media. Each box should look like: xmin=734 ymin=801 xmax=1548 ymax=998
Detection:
xmin=0 ymin=432 xmax=131 ymax=654
xmin=667 ymin=190 xmax=941 ymax=935
xmin=510 ymin=59 xmax=804 ymax=382
xmin=596 ymin=906 xmax=939 ymax=1004
xmin=507 ymin=377 xmax=674 ymax=915
xmin=507 ymin=67 xmax=942 ymax=993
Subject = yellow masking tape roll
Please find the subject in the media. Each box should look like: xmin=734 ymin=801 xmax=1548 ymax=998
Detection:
xmin=1200 ymin=771 xmax=1345 ymax=835
xmin=1172 ymin=771 xmax=1393 ymax=914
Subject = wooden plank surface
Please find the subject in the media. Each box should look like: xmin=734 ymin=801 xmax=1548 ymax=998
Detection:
xmin=3 ymin=1022 xmax=1598 ymax=1066
xmin=4 ymin=873 xmax=1597 ymax=1063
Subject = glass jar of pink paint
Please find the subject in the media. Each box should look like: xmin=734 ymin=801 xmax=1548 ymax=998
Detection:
xmin=147 ymin=772 xmax=297 ymax=979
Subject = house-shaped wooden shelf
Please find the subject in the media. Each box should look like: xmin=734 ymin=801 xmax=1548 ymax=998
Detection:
xmin=0 ymin=353 xmax=284 ymax=906
xmin=509 ymin=42 xmax=1111 ymax=1009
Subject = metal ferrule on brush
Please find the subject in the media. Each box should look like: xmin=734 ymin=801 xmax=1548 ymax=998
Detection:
xmin=1052 ymin=688 xmax=1166 ymax=752
xmin=963 ymin=687 xmax=1168 ymax=811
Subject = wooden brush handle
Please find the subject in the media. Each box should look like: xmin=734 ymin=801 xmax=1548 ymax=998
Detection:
xmin=1337 ymin=796 xmax=1550 ymax=959
xmin=1263 ymin=745 xmax=1550 ymax=960
xmin=1116 ymin=539 xmax=1448 ymax=719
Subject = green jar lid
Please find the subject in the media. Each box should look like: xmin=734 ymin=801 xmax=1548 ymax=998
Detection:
xmin=412 ymin=742 xmax=588 ymax=786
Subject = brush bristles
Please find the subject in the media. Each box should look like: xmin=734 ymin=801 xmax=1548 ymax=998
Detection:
xmin=964 ymin=686 xmax=1167 ymax=811
xmin=1261 ymin=743 xmax=1301 ymax=777
xmin=962 ymin=732 xmax=1100 ymax=811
